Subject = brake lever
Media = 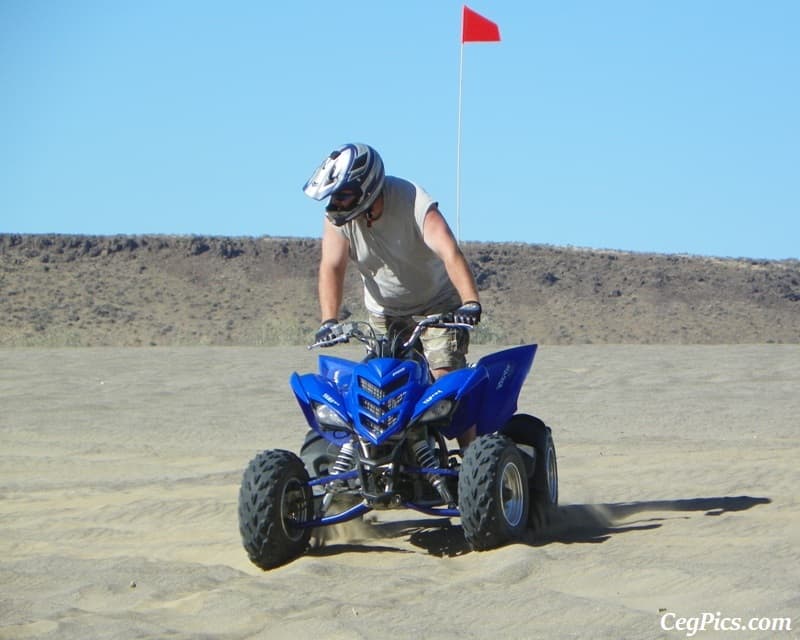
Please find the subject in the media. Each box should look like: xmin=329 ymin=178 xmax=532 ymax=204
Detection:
xmin=307 ymin=322 xmax=354 ymax=350
xmin=308 ymin=335 xmax=350 ymax=350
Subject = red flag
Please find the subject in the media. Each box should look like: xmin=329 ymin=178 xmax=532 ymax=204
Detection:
xmin=461 ymin=5 xmax=501 ymax=43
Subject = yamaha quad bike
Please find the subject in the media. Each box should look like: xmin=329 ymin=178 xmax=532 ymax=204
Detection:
xmin=238 ymin=314 xmax=558 ymax=570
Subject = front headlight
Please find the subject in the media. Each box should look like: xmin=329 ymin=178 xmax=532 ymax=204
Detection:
xmin=313 ymin=402 xmax=350 ymax=429
xmin=419 ymin=398 xmax=455 ymax=423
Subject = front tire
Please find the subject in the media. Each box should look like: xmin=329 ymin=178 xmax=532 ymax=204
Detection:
xmin=238 ymin=449 xmax=313 ymax=570
xmin=458 ymin=434 xmax=530 ymax=550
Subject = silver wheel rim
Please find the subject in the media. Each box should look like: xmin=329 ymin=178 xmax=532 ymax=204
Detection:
xmin=281 ymin=479 xmax=308 ymax=541
xmin=546 ymin=447 xmax=558 ymax=504
xmin=500 ymin=461 xmax=526 ymax=527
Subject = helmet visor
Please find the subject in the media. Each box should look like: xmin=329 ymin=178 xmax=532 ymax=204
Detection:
xmin=303 ymin=147 xmax=355 ymax=201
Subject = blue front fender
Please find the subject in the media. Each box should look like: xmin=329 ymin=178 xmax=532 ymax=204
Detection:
xmin=290 ymin=372 xmax=351 ymax=446
xmin=411 ymin=366 xmax=488 ymax=438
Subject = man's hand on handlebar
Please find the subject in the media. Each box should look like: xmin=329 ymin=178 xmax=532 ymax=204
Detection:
xmin=313 ymin=319 xmax=340 ymax=347
xmin=453 ymin=301 xmax=482 ymax=326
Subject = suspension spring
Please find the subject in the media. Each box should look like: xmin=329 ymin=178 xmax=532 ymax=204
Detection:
xmin=320 ymin=441 xmax=358 ymax=516
xmin=412 ymin=439 xmax=439 ymax=469
xmin=331 ymin=441 xmax=357 ymax=475
xmin=412 ymin=439 xmax=454 ymax=505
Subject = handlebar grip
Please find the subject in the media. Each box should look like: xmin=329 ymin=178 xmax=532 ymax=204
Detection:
xmin=308 ymin=321 xmax=358 ymax=349
xmin=308 ymin=334 xmax=348 ymax=350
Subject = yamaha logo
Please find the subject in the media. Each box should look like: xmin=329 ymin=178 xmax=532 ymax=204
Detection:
xmin=496 ymin=364 xmax=512 ymax=390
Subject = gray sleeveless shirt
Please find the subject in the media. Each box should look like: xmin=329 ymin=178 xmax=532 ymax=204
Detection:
xmin=339 ymin=176 xmax=461 ymax=316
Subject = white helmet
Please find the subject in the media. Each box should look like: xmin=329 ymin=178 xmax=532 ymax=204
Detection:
xmin=303 ymin=143 xmax=385 ymax=226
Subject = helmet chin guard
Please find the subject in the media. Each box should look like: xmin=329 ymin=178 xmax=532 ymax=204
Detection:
xmin=303 ymin=143 xmax=385 ymax=226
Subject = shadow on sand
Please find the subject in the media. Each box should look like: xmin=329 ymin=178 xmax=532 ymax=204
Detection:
xmin=305 ymin=495 xmax=770 ymax=559
xmin=406 ymin=495 xmax=772 ymax=557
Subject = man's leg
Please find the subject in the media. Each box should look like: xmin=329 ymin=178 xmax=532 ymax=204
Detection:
xmin=424 ymin=327 xmax=475 ymax=450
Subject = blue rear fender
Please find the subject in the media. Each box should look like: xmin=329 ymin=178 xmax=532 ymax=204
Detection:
xmin=474 ymin=344 xmax=538 ymax=435
xmin=290 ymin=371 xmax=351 ymax=446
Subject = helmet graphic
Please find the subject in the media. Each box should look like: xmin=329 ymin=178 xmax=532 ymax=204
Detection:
xmin=303 ymin=143 xmax=385 ymax=226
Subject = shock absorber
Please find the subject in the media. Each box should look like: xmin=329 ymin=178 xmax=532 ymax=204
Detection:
xmin=330 ymin=441 xmax=357 ymax=476
xmin=321 ymin=441 xmax=357 ymax=514
xmin=412 ymin=439 xmax=454 ymax=506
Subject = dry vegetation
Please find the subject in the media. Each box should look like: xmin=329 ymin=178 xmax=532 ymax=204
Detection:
xmin=1 ymin=233 xmax=798 ymax=347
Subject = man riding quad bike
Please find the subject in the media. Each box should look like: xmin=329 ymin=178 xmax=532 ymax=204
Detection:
xmin=238 ymin=315 xmax=558 ymax=570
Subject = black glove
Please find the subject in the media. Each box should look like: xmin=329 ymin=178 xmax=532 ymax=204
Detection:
xmin=314 ymin=319 xmax=339 ymax=346
xmin=454 ymin=301 xmax=482 ymax=326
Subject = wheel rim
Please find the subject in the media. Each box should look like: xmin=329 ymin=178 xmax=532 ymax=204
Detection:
xmin=281 ymin=478 xmax=310 ymax=541
xmin=500 ymin=461 xmax=526 ymax=527
xmin=546 ymin=446 xmax=558 ymax=504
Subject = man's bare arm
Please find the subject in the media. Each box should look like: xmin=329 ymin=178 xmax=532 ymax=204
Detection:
xmin=422 ymin=206 xmax=480 ymax=304
xmin=318 ymin=220 xmax=350 ymax=321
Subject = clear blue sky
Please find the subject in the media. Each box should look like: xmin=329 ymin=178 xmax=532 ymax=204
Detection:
xmin=2 ymin=1 xmax=798 ymax=259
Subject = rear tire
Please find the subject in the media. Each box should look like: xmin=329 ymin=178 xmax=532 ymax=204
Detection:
xmin=458 ymin=434 xmax=530 ymax=550
xmin=238 ymin=449 xmax=313 ymax=570
xmin=529 ymin=429 xmax=558 ymax=531
xmin=501 ymin=414 xmax=559 ymax=531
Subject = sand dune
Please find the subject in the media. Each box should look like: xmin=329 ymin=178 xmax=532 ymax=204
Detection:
xmin=1 ymin=345 xmax=798 ymax=639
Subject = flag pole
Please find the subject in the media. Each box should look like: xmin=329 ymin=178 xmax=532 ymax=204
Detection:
xmin=457 ymin=5 xmax=500 ymax=245
xmin=456 ymin=30 xmax=465 ymax=245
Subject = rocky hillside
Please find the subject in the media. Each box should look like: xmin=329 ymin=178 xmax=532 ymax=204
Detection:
xmin=1 ymin=234 xmax=798 ymax=346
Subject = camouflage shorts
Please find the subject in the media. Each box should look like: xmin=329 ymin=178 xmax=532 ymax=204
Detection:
xmin=370 ymin=313 xmax=469 ymax=371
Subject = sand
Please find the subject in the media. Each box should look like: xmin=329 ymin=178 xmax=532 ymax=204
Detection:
xmin=1 ymin=345 xmax=798 ymax=639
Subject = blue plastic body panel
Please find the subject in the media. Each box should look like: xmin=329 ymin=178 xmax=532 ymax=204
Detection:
xmin=290 ymin=344 xmax=537 ymax=446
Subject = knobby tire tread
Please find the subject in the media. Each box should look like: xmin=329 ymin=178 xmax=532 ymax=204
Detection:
xmin=238 ymin=449 xmax=311 ymax=570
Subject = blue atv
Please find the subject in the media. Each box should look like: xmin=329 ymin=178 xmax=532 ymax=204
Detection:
xmin=238 ymin=314 xmax=558 ymax=570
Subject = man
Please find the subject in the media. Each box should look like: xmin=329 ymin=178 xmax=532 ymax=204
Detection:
xmin=303 ymin=143 xmax=482 ymax=447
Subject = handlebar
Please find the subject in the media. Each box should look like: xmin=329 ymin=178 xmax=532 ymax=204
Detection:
xmin=400 ymin=313 xmax=473 ymax=349
xmin=308 ymin=313 xmax=474 ymax=351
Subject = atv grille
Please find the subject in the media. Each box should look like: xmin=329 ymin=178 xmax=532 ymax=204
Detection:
xmin=358 ymin=392 xmax=407 ymax=418
xmin=356 ymin=373 xmax=409 ymax=436
xmin=358 ymin=374 xmax=408 ymax=400
xmin=361 ymin=413 xmax=399 ymax=433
